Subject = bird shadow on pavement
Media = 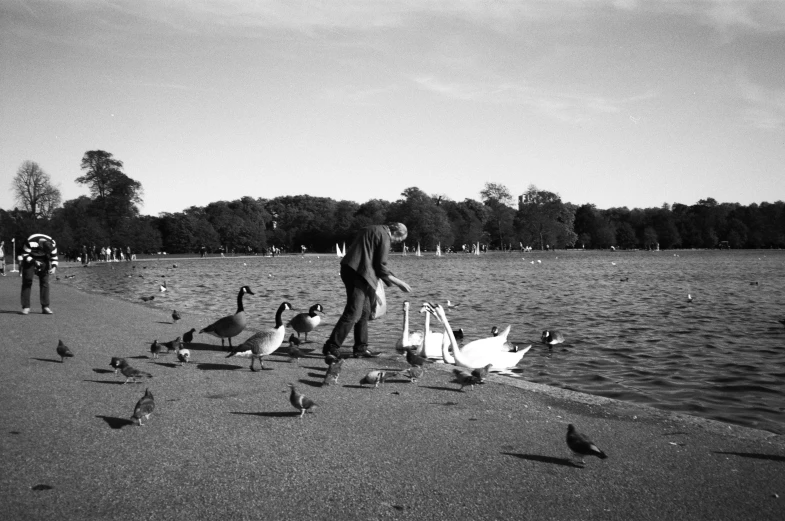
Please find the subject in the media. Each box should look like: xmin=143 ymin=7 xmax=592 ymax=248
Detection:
xmin=31 ymin=358 xmax=62 ymax=364
xmin=1 ymin=310 xmax=29 ymax=315
xmin=303 ymin=365 xmax=327 ymax=372
xmin=307 ymin=372 xmax=325 ymax=379
xmin=196 ymin=363 xmax=244 ymax=371
xmin=96 ymin=415 xmax=135 ymax=429
xmin=713 ymin=451 xmax=785 ymax=462
xmin=152 ymin=362 xmax=179 ymax=368
xmin=501 ymin=452 xmax=577 ymax=468
xmin=177 ymin=343 xmax=227 ymax=352
xmin=156 ymin=321 xmax=172 ymax=325
xmin=84 ymin=379 xmax=125 ymax=385
xmin=297 ymin=379 xmax=322 ymax=388
xmin=230 ymin=411 xmax=300 ymax=418
xmin=420 ymin=385 xmax=462 ymax=393
xmin=92 ymin=368 xmax=114 ymax=374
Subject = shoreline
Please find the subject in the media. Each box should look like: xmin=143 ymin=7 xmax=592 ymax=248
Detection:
xmin=1 ymin=275 xmax=783 ymax=519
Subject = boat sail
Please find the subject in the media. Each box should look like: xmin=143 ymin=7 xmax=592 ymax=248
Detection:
xmin=336 ymin=243 xmax=344 ymax=258
xmin=475 ymin=241 xmax=480 ymax=255
xmin=436 ymin=243 xmax=442 ymax=256
xmin=416 ymin=243 xmax=422 ymax=257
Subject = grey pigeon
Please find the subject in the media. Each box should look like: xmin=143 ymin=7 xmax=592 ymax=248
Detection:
xmin=150 ymin=340 xmax=162 ymax=359
xmin=162 ymin=336 xmax=182 ymax=354
xmin=56 ymin=340 xmax=74 ymax=362
xmin=131 ymin=388 xmax=155 ymax=426
xmin=120 ymin=362 xmax=153 ymax=384
xmin=172 ymin=309 xmax=181 ymax=323
xmin=322 ymin=358 xmax=343 ymax=387
xmin=183 ymin=328 xmax=196 ymax=344
xmin=140 ymin=296 xmax=155 ymax=302
xmin=405 ymin=348 xmax=428 ymax=368
xmin=452 ymin=369 xmax=481 ymax=391
xmin=110 ymin=357 xmax=126 ymax=373
xmin=360 ymin=370 xmax=388 ymax=388
xmin=288 ymin=384 xmax=316 ymax=417
xmin=471 ymin=364 xmax=492 ymax=382
xmin=401 ymin=366 xmax=424 ymax=383
xmin=176 ymin=348 xmax=191 ymax=366
xmin=566 ymin=424 xmax=608 ymax=466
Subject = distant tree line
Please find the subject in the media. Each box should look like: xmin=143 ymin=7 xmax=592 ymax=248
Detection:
xmin=3 ymin=151 xmax=784 ymax=259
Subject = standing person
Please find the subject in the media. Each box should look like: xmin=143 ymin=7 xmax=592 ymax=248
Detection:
xmin=20 ymin=233 xmax=58 ymax=315
xmin=126 ymin=245 xmax=132 ymax=261
xmin=322 ymin=223 xmax=411 ymax=360
xmin=0 ymin=241 xmax=5 ymax=276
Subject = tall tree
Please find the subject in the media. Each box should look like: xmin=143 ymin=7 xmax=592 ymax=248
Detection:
xmin=480 ymin=182 xmax=516 ymax=249
xmin=12 ymin=161 xmax=62 ymax=220
xmin=76 ymin=150 xmax=143 ymax=231
xmin=515 ymin=185 xmax=577 ymax=249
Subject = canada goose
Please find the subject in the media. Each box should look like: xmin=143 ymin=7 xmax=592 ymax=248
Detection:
xmin=226 ymin=301 xmax=292 ymax=371
xmin=287 ymin=303 xmax=323 ymax=342
xmin=199 ymin=285 xmax=255 ymax=349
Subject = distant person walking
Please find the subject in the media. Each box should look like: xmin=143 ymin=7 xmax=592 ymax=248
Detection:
xmin=322 ymin=223 xmax=412 ymax=360
xmin=20 ymin=233 xmax=58 ymax=315
xmin=0 ymin=240 xmax=5 ymax=276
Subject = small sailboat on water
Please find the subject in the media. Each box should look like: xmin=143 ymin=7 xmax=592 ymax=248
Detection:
xmin=416 ymin=243 xmax=422 ymax=257
xmin=436 ymin=243 xmax=442 ymax=257
xmin=336 ymin=243 xmax=344 ymax=258
xmin=475 ymin=241 xmax=480 ymax=255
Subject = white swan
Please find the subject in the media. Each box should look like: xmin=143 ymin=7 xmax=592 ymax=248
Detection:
xmin=433 ymin=304 xmax=530 ymax=370
xmin=417 ymin=303 xmax=447 ymax=359
xmin=395 ymin=301 xmax=424 ymax=352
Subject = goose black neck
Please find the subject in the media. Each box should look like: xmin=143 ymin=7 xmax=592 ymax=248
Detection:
xmin=236 ymin=289 xmax=246 ymax=313
xmin=275 ymin=303 xmax=286 ymax=328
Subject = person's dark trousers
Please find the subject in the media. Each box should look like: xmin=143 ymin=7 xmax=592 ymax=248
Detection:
xmin=21 ymin=260 xmax=50 ymax=309
xmin=323 ymin=265 xmax=372 ymax=355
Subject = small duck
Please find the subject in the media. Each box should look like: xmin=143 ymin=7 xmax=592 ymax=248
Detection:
xmin=140 ymin=296 xmax=155 ymax=302
xmin=541 ymin=330 xmax=565 ymax=346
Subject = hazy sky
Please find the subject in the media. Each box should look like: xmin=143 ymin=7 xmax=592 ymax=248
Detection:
xmin=2 ymin=0 xmax=784 ymax=217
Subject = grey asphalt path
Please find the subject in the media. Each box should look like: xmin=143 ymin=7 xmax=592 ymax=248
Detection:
xmin=1 ymin=268 xmax=783 ymax=520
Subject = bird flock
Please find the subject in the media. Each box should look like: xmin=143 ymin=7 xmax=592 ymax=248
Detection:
xmin=49 ymin=265 xmax=617 ymax=467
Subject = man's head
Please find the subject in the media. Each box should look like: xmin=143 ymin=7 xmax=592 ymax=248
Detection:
xmin=39 ymin=239 xmax=54 ymax=254
xmin=387 ymin=222 xmax=408 ymax=243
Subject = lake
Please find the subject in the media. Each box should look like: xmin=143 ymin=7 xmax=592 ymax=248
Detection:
xmin=60 ymin=249 xmax=785 ymax=434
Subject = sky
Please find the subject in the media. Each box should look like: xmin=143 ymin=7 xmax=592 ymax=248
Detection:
xmin=2 ymin=0 xmax=784 ymax=217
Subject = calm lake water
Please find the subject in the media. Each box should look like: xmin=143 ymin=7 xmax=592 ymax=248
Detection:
xmin=61 ymin=250 xmax=785 ymax=434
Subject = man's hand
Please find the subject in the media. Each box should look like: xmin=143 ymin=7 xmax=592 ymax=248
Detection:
xmin=48 ymin=266 xmax=57 ymax=274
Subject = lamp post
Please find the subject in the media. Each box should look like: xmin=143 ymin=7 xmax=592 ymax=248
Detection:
xmin=11 ymin=238 xmax=19 ymax=273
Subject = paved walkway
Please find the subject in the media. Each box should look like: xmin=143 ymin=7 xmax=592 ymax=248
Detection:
xmin=0 ymin=271 xmax=783 ymax=520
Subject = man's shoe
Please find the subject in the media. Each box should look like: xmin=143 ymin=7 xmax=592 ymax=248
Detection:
xmin=42 ymin=307 xmax=53 ymax=315
xmin=21 ymin=308 xmax=30 ymax=315
xmin=353 ymin=349 xmax=379 ymax=358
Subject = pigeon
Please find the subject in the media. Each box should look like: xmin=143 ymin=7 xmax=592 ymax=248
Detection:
xmin=162 ymin=336 xmax=182 ymax=354
xmin=471 ymin=364 xmax=492 ymax=382
xmin=140 ymin=296 xmax=155 ymax=302
xmin=110 ymin=357 xmax=127 ymax=373
xmin=322 ymin=358 xmax=343 ymax=386
xmin=183 ymin=328 xmax=196 ymax=344
xmin=56 ymin=340 xmax=74 ymax=362
xmin=120 ymin=362 xmax=153 ymax=384
xmin=176 ymin=348 xmax=191 ymax=366
xmin=400 ymin=366 xmax=424 ymax=383
xmin=172 ymin=309 xmax=181 ymax=323
xmin=150 ymin=340 xmax=162 ymax=359
xmin=405 ymin=348 xmax=428 ymax=368
xmin=566 ymin=424 xmax=608 ymax=466
xmin=288 ymin=333 xmax=301 ymax=347
xmin=360 ymin=370 xmax=388 ymax=388
xmin=452 ymin=369 xmax=482 ymax=391
xmin=620 ymin=277 xmax=629 ymax=282
xmin=288 ymin=384 xmax=316 ymax=417
xmin=287 ymin=342 xmax=306 ymax=364
xmin=131 ymin=388 xmax=155 ymax=426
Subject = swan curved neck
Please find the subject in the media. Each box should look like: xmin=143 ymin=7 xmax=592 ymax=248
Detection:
xmin=401 ymin=304 xmax=410 ymax=343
